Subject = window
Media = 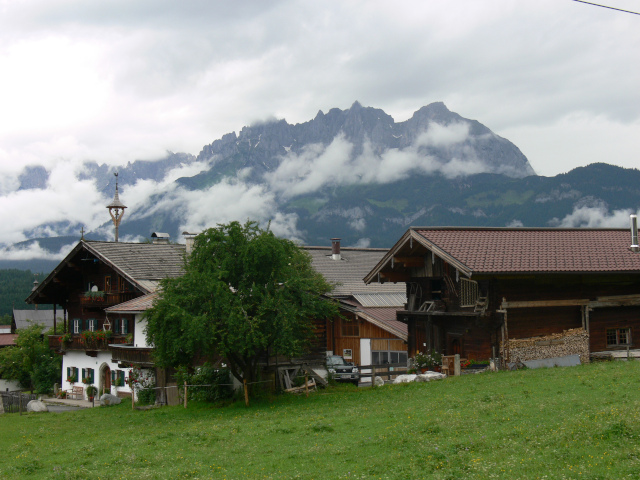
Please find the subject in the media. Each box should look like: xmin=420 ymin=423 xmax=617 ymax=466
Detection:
xmin=372 ymin=350 xmax=408 ymax=365
xmin=111 ymin=370 xmax=126 ymax=386
xmin=73 ymin=319 xmax=80 ymax=334
xmin=121 ymin=318 xmax=128 ymax=335
xmin=460 ymin=278 xmax=479 ymax=307
xmin=341 ymin=319 xmax=360 ymax=337
xmin=66 ymin=367 xmax=78 ymax=382
xmin=104 ymin=275 xmax=111 ymax=293
xmin=88 ymin=318 xmax=96 ymax=332
xmin=82 ymin=368 xmax=95 ymax=384
xmin=607 ymin=328 xmax=631 ymax=347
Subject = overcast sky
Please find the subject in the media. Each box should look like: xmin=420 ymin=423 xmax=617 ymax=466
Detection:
xmin=1 ymin=0 xmax=639 ymax=254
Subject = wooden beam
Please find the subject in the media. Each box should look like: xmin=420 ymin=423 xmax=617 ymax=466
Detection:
xmin=393 ymin=256 xmax=424 ymax=267
xmin=500 ymin=299 xmax=590 ymax=309
xmin=380 ymin=272 xmax=411 ymax=283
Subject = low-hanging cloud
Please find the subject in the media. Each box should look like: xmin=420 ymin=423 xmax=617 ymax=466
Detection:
xmin=266 ymin=121 xmax=494 ymax=199
xmin=0 ymin=240 xmax=76 ymax=261
xmin=549 ymin=205 xmax=639 ymax=228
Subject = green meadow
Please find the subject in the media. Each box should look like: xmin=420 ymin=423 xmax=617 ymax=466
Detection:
xmin=2 ymin=361 xmax=640 ymax=480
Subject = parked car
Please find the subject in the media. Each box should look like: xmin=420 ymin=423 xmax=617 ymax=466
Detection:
xmin=326 ymin=355 xmax=360 ymax=385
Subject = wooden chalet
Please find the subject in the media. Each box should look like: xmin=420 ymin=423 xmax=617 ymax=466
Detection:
xmin=304 ymin=239 xmax=408 ymax=371
xmin=26 ymin=238 xmax=185 ymax=400
xmin=363 ymin=224 xmax=640 ymax=365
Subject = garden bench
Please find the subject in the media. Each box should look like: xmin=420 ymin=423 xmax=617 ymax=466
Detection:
xmin=67 ymin=386 xmax=84 ymax=400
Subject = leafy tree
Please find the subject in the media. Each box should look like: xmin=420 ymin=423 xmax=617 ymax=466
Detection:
xmin=0 ymin=325 xmax=62 ymax=393
xmin=145 ymin=221 xmax=338 ymax=390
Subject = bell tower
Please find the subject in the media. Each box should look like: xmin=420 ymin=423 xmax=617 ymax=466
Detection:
xmin=106 ymin=172 xmax=127 ymax=242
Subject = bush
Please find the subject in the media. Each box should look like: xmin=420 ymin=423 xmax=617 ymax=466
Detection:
xmin=175 ymin=363 xmax=233 ymax=403
xmin=137 ymin=386 xmax=156 ymax=405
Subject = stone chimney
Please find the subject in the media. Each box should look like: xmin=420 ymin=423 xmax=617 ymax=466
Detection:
xmin=182 ymin=232 xmax=197 ymax=255
xmin=151 ymin=232 xmax=170 ymax=245
xmin=331 ymin=238 xmax=341 ymax=261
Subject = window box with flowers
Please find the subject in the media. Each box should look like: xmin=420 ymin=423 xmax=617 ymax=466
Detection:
xmin=60 ymin=332 xmax=72 ymax=349
xmin=80 ymin=330 xmax=113 ymax=350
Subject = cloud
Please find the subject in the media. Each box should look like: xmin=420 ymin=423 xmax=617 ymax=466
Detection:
xmin=549 ymin=205 xmax=639 ymax=228
xmin=0 ymin=241 xmax=75 ymax=261
xmin=266 ymin=121 xmax=496 ymax=198
xmin=351 ymin=238 xmax=371 ymax=248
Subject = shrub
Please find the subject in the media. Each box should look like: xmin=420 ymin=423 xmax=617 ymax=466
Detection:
xmin=175 ymin=363 xmax=233 ymax=403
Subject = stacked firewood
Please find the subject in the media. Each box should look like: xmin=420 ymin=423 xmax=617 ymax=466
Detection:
xmin=504 ymin=328 xmax=590 ymax=364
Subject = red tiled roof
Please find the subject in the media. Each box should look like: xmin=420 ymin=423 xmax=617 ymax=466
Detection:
xmin=0 ymin=334 xmax=18 ymax=346
xmin=414 ymin=228 xmax=640 ymax=274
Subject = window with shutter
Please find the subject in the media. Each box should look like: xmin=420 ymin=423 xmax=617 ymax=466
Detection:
xmin=73 ymin=319 xmax=80 ymax=334
xmin=122 ymin=318 xmax=128 ymax=335
xmin=89 ymin=318 xmax=96 ymax=332
xmin=81 ymin=368 xmax=86 ymax=382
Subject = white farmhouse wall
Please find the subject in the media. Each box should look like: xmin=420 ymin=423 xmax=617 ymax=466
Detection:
xmin=134 ymin=313 xmax=151 ymax=348
xmin=61 ymin=351 xmax=134 ymax=400
xmin=0 ymin=378 xmax=21 ymax=392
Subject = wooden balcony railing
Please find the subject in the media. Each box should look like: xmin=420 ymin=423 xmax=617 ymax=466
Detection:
xmin=78 ymin=292 xmax=137 ymax=306
xmin=109 ymin=345 xmax=155 ymax=366
xmin=48 ymin=334 xmax=131 ymax=352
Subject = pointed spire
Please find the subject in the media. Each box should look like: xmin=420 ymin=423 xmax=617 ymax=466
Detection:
xmin=107 ymin=172 xmax=127 ymax=242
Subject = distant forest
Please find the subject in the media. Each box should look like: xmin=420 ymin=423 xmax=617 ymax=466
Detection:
xmin=0 ymin=269 xmax=52 ymax=319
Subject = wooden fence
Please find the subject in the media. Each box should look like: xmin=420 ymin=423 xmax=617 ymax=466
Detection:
xmin=358 ymin=363 xmax=409 ymax=383
xmin=0 ymin=392 xmax=37 ymax=414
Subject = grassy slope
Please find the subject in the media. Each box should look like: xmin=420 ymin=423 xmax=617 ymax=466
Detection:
xmin=2 ymin=361 xmax=640 ymax=479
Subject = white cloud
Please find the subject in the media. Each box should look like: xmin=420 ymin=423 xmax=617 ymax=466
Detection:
xmin=550 ymin=206 xmax=639 ymax=228
xmin=351 ymin=238 xmax=371 ymax=248
xmin=0 ymin=241 xmax=75 ymax=261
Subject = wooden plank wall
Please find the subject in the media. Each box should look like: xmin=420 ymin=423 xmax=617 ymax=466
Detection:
xmin=589 ymin=306 xmax=640 ymax=352
xmin=507 ymin=307 xmax=582 ymax=339
xmin=327 ymin=312 xmax=406 ymax=365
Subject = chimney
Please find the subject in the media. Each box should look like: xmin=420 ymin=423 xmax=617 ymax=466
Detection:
xmin=182 ymin=232 xmax=197 ymax=255
xmin=331 ymin=238 xmax=341 ymax=260
xmin=151 ymin=232 xmax=170 ymax=245
xmin=631 ymin=215 xmax=639 ymax=252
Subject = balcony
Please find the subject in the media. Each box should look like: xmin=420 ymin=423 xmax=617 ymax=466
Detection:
xmin=110 ymin=345 xmax=155 ymax=367
xmin=79 ymin=291 xmax=137 ymax=307
xmin=48 ymin=334 xmax=131 ymax=353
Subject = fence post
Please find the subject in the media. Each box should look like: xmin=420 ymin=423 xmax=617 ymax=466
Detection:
xmin=184 ymin=381 xmax=188 ymax=409
xmin=19 ymin=393 xmax=22 ymax=416
xmin=243 ymin=379 xmax=249 ymax=407
xmin=371 ymin=366 xmax=376 ymax=388
xmin=305 ymin=374 xmax=309 ymax=397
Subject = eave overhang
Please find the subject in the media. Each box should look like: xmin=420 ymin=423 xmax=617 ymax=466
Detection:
xmin=363 ymin=228 xmax=473 ymax=285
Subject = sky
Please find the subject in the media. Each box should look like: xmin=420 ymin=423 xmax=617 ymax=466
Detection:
xmin=1 ymin=0 xmax=639 ymax=256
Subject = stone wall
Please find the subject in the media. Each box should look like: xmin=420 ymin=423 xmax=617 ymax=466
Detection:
xmin=503 ymin=328 xmax=590 ymax=364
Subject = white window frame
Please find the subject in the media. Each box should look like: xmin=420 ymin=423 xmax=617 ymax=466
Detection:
xmin=460 ymin=278 xmax=479 ymax=307
xmin=89 ymin=318 xmax=96 ymax=332
xmin=73 ymin=319 xmax=80 ymax=334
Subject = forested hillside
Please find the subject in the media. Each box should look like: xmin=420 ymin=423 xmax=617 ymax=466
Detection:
xmin=0 ymin=269 xmax=51 ymax=317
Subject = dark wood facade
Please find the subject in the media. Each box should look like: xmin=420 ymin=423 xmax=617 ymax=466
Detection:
xmin=365 ymin=228 xmax=640 ymax=363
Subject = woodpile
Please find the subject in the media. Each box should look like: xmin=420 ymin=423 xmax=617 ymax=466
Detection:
xmin=503 ymin=328 xmax=590 ymax=364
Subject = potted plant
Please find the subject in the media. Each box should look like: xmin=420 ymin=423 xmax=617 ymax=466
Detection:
xmin=66 ymin=372 xmax=77 ymax=384
xmin=413 ymin=350 xmax=442 ymax=373
xmin=60 ymin=332 xmax=72 ymax=349
xmin=86 ymin=385 xmax=98 ymax=401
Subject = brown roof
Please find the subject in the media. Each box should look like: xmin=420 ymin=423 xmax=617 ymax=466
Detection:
xmin=413 ymin=228 xmax=640 ymax=274
xmin=0 ymin=334 xmax=18 ymax=347
xmin=106 ymin=292 xmax=159 ymax=313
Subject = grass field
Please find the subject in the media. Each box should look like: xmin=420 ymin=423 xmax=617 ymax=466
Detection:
xmin=2 ymin=361 xmax=640 ymax=479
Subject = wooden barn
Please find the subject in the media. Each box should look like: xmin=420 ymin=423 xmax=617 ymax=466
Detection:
xmin=363 ymin=223 xmax=640 ymax=365
xmin=305 ymin=239 xmax=407 ymax=369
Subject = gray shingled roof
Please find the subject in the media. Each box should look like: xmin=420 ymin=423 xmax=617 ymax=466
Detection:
xmin=86 ymin=241 xmax=186 ymax=282
xmin=303 ymin=247 xmax=406 ymax=297
xmin=13 ymin=309 xmax=56 ymax=330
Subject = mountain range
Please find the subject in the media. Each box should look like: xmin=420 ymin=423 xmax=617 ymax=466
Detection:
xmin=5 ymin=102 xmax=640 ymax=272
